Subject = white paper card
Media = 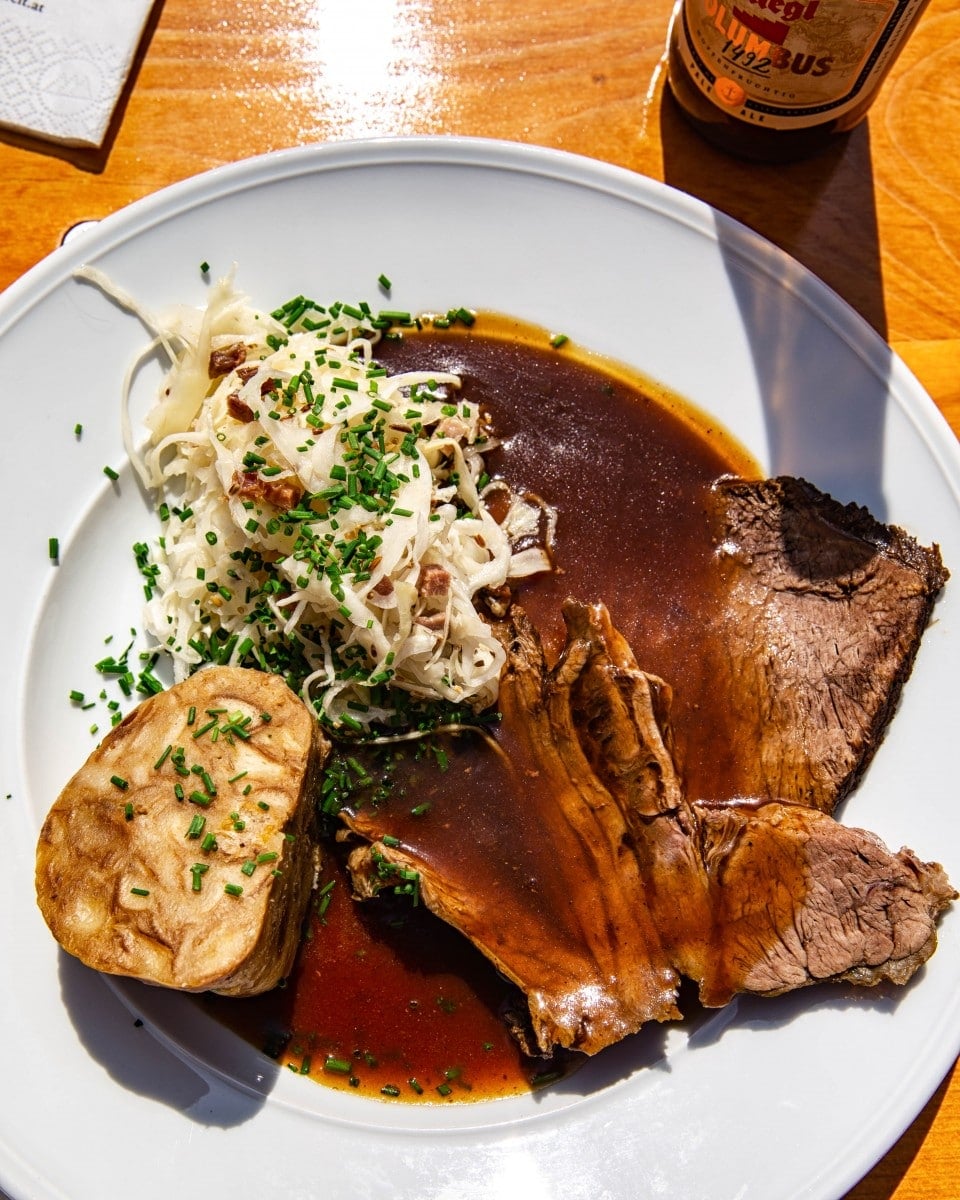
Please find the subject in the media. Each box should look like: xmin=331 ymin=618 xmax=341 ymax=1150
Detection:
xmin=0 ymin=0 xmax=156 ymax=148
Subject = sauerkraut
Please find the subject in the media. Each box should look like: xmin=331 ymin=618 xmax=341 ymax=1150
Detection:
xmin=114 ymin=272 xmax=551 ymax=733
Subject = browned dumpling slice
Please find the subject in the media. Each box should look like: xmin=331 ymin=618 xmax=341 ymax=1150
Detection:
xmin=36 ymin=667 xmax=327 ymax=996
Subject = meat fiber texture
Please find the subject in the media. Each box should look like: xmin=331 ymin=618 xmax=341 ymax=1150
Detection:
xmin=36 ymin=667 xmax=328 ymax=996
xmin=344 ymin=479 xmax=954 ymax=1056
xmin=709 ymin=476 xmax=949 ymax=812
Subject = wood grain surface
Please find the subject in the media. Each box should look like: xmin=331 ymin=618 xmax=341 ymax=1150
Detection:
xmin=1 ymin=1 xmax=958 ymax=1196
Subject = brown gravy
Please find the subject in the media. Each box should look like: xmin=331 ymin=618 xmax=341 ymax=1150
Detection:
xmin=203 ymin=316 xmax=758 ymax=1101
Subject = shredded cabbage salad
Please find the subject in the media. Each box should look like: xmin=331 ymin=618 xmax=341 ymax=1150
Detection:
xmin=99 ymin=270 xmax=552 ymax=734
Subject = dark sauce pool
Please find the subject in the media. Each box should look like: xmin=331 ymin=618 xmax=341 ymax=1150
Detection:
xmin=202 ymin=315 xmax=759 ymax=1102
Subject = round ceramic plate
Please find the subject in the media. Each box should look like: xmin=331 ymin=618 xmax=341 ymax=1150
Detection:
xmin=2 ymin=137 xmax=958 ymax=1200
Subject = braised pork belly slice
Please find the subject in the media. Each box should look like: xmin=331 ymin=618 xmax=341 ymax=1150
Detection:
xmin=343 ymin=601 xmax=954 ymax=1057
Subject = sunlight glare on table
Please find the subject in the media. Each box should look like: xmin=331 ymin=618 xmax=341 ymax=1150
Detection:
xmin=294 ymin=0 xmax=445 ymax=138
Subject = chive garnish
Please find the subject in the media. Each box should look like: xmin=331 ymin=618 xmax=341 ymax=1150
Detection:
xmin=186 ymin=815 xmax=206 ymax=839
xmin=323 ymin=1056 xmax=352 ymax=1074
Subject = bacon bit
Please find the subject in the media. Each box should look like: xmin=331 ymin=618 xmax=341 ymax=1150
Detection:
xmin=260 ymin=377 xmax=281 ymax=396
xmin=437 ymin=416 xmax=470 ymax=441
xmin=415 ymin=611 xmax=447 ymax=631
xmin=227 ymin=393 xmax=257 ymax=423
xmin=372 ymin=577 xmax=395 ymax=598
xmin=208 ymin=342 xmax=247 ymax=379
xmin=236 ymin=365 xmax=259 ymax=383
xmin=230 ymin=470 xmax=303 ymax=511
xmin=418 ymin=563 xmax=451 ymax=598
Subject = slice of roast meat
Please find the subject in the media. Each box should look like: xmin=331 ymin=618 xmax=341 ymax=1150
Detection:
xmin=345 ymin=608 xmax=685 ymax=1055
xmin=342 ymin=600 xmax=954 ymax=1056
xmin=700 ymin=476 xmax=948 ymax=812
xmin=561 ymin=600 xmax=954 ymax=1005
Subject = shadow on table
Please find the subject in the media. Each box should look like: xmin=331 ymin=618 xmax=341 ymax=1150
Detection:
xmin=841 ymin=1070 xmax=953 ymax=1200
xmin=0 ymin=0 xmax=165 ymax=174
xmin=658 ymin=88 xmax=892 ymax=518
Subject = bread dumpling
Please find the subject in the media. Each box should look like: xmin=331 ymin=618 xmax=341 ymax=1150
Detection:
xmin=36 ymin=666 xmax=327 ymax=996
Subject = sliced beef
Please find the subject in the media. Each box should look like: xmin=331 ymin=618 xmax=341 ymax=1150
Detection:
xmin=561 ymin=600 xmax=953 ymax=1005
xmin=343 ymin=600 xmax=954 ymax=1056
xmin=704 ymin=476 xmax=948 ymax=812
xmin=345 ymin=608 xmax=685 ymax=1055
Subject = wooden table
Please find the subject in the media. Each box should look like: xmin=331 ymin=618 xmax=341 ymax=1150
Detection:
xmin=1 ymin=1 xmax=957 ymax=1196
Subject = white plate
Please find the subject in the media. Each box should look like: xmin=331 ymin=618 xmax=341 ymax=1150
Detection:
xmin=2 ymin=137 xmax=959 ymax=1200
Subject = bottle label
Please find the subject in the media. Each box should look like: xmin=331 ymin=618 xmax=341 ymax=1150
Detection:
xmin=673 ymin=0 xmax=926 ymax=129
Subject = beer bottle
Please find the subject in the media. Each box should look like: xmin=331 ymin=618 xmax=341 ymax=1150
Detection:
xmin=666 ymin=0 xmax=931 ymax=161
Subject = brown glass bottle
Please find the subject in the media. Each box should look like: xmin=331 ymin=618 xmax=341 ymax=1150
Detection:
xmin=666 ymin=0 xmax=931 ymax=162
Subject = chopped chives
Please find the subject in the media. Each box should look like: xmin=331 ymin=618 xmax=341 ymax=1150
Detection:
xmin=186 ymin=815 xmax=206 ymax=839
xmin=48 ymin=536 xmax=60 ymax=562
xmin=110 ymin=775 xmax=128 ymax=791
xmin=103 ymin=465 xmax=120 ymax=481
xmin=224 ymin=883 xmax=243 ymax=897
xmin=130 ymin=887 xmax=150 ymax=897
xmin=323 ymin=1056 xmax=352 ymax=1074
